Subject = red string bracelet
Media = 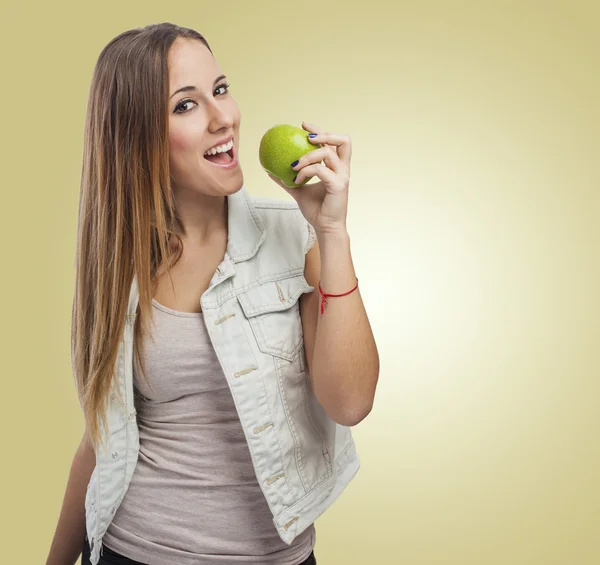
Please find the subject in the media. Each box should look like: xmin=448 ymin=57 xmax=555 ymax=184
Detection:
xmin=318 ymin=278 xmax=359 ymax=315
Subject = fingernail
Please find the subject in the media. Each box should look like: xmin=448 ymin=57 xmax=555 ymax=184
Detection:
xmin=293 ymin=175 xmax=297 ymax=183
xmin=308 ymin=134 xmax=318 ymax=138
xmin=291 ymin=160 xmax=299 ymax=168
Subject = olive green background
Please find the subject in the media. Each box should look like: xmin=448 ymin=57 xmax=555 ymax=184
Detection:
xmin=1 ymin=1 xmax=598 ymax=564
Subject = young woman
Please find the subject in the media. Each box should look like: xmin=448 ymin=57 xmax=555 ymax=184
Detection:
xmin=46 ymin=21 xmax=379 ymax=565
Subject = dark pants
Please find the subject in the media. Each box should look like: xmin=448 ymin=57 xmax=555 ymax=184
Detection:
xmin=82 ymin=535 xmax=317 ymax=565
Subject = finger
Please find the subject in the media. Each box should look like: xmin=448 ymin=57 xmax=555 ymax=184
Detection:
xmin=304 ymin=131 xmax=352 ymax=164
xmin=294 ymin=162 xmax=337 ymax=187
xmin=301 ymin=122 xmax=328 ymax=149
xmin=292 ymin=146 xmax=343 ymax=174
xmin=301 ymin=122 xmax=323 ymax=134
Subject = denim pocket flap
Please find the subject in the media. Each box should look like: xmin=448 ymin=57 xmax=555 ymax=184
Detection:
xmin=237 ymin=275 xmax=314 ymax=317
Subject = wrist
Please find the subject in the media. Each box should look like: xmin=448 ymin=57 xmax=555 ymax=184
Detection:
xmin=315 ymin=225 xmax=349 ymax=243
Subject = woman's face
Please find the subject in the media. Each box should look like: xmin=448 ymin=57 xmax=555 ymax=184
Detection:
xmin=167 ymin=38 xmax=242 ymax=197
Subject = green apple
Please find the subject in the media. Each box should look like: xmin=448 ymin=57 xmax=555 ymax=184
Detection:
xmin=259 ymin=124 xmax=320 ymax=188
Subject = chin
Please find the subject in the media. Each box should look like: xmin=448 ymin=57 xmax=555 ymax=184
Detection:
xmin=221 ymin=172 xmax=244 ymax=195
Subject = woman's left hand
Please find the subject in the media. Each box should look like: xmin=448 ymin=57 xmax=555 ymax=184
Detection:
xmin=267 ymin=122 xmax=352 ymax=235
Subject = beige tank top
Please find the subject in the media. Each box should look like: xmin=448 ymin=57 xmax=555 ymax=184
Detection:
xmin=102 ymin=298 xmax=315 ymax=565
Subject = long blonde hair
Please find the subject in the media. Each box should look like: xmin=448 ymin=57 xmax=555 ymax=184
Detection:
xmin=72 ymin=22 xmax=212 ymax=452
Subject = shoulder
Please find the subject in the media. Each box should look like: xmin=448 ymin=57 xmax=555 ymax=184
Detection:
xmin=250 ymin=195 xmax=315 ymax=256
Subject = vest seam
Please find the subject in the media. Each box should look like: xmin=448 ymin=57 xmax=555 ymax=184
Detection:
xmin=302 ymin=371 xmax=333 ymax=476
xmin=251 ymin=197 xmax=300 ymax=210
xmin=274 ymin=356 xmax=309 ymax=493
xmin=275 ymin=441 xmax=357 ymax=521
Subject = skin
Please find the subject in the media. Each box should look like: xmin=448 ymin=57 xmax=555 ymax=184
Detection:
xmin=167 ymin=37 xmax=243 ymax=246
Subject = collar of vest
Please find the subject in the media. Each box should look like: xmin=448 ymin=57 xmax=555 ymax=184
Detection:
xmin=226 ymin=185 xmax=267 ymax=262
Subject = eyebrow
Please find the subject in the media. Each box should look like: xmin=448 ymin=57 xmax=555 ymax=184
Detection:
xmin=170 ymin=74 xmax=227 ymax=99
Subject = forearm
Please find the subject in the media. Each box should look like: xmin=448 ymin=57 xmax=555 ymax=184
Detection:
xmin=46 ymin=441 xmax=96 ymax=565
xmin=311 ymin=228 xmax=379 ymax=426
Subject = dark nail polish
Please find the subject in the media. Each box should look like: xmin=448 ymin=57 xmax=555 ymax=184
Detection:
xmin=308 ymin=134 xmax=318 ymax=138
xmin=291 ymin=160 xmax=299 ymax=168
xmin=293 ymin=175 xmax=297 ymax=183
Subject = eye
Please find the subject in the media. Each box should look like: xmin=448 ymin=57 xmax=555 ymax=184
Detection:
xmin=173 ymin=82 xmax=231 ymax=114
xmin=215 ymin=82 xmax=231 ymax=96
xmin=174 ymin=99 xmax=196 ymax=114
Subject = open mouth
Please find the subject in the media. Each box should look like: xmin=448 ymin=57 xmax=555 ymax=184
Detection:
xmin=203 ymin=141 xmax=235 ymax=167
xmin=203 ymin=137 xmax=237 ymax=167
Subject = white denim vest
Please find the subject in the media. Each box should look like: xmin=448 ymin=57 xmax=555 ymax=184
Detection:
xmin=84 ymin=186 xmax=361 ymax=565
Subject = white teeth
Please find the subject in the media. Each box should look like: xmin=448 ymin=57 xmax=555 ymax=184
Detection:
xmin=204 ymin=139 xmax=233 ymax=156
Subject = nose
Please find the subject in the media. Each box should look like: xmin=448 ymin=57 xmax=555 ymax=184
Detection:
xmin=207 ymin=99 xmax=235 ymax=131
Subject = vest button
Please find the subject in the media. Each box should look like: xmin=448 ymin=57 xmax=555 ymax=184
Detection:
xmin=112 ymin=451 xmax=119 ymax=459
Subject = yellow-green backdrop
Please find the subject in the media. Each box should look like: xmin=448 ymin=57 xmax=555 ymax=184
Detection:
xmin=1 ymin=1 xmax=598 ymax=564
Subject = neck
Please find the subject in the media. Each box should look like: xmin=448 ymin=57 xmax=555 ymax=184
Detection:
xmin=174 ymin=192 xmax=228 ymax=246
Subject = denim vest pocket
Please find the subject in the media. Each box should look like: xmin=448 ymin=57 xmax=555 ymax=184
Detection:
xmin=237 ymin=274 xmax=314 ymax=361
